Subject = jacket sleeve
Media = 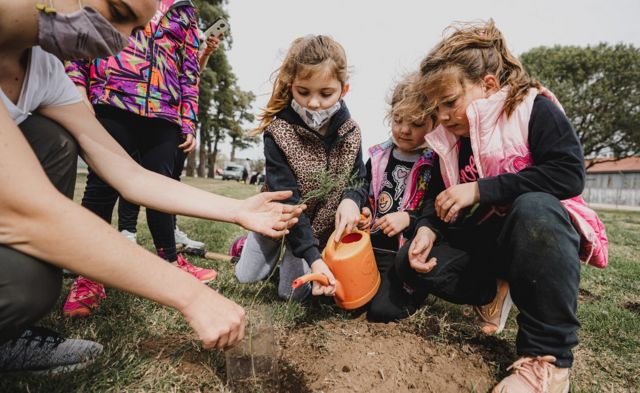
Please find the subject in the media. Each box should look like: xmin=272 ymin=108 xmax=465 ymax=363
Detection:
xmin=64 ymin=60 xmax=91 ymax=89
xmin=413 ymin=159 xmax=446 ymax=240
xmin=341 ymin=146 xmax=369 ymax=208
xmin=478 ymin=95 xmax=586 ymax=205
xmin=264 ymin=134 xmax=322 ymax=264
xmin=177 ymin=6 xmax=200 ymax=135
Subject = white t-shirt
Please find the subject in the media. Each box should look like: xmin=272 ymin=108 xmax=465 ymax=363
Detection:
xmin=0 ymin=46 xmax=81 ymax=125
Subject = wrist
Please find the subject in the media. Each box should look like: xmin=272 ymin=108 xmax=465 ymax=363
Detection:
xmin=417 ymin=226 xmax=437 ymax=242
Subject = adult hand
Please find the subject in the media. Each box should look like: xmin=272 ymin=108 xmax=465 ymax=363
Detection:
xmin=334 ymin=199 xmax=361 ymax=242
xmin=76 ymin=86 xmax=95 ymax=115
xmin=179 ymin=133 xmax=196 ymax=153
xmin=408 ymin=226 xmax=438 ymax=273
xmin=310 ymin=259 xmax=337 ymax=296
xmin=181 ymin=285 xmax=246 ymax=350
xmin=357 ymin=207 xmax=372 ymax=230
xmin=372 ymin=211 xmax=410 ymax=237
xmin=235 ymin=191 xmax=305 ymax=238
xmin=435 ymin=182 xmax=480 ymax=223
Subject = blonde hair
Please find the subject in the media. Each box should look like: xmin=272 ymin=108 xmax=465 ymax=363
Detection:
xmin=419 ymin=19 xmax=541 ymax=117
xmin=252 ymin=35 xmax=348 ymax=135
xmin=385 ymin=71 xmax=434 ymax=125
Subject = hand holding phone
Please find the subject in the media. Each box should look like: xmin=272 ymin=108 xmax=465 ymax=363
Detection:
xmin=204 ymin=18 xmax=229 ymax=39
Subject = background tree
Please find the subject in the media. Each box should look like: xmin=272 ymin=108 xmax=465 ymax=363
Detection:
xmin=188 ymin=0 xmax=257 ymax=177
xmin=521 ymin=43 xmax=640 ymax=165
xmin=228 ymin=89 xmax=258 ymax=161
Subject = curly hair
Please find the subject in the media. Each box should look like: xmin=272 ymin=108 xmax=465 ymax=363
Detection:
xmin=252 ymin=35 xmax=349 ymax=135
xmin=419 ymin=19 xmax=541 ymax=117
xmin=385 ymin=71 xmax=435 ymax=126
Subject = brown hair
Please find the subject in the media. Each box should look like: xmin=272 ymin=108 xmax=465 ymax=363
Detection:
xmin=385 ymin=71 xmax=434 ymax=125
xmin=252 ymin=35 xmax=348 ymax=135
xmin=419 ymin=19 xmax=541 ymax=117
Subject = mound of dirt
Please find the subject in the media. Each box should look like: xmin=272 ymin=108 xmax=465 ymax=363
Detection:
xmin=277 ymin=320 xmax=495 ymax=393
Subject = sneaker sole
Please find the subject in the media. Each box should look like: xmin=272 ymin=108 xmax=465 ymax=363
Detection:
xmin=1 ymin=358 xmax=98 ymax=376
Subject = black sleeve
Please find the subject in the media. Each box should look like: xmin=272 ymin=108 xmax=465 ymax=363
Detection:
xmin=341 ymin=146 xmax=369 ymax=208
xmin=412 ymin=159 xmax=446 ymax=240
xmin=264 ymin=134 xmax=322 ymax=264
xmin=478 ymin=95 xmax=586 ymax=205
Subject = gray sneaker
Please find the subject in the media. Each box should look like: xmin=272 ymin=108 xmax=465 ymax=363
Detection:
xmin=0 ymin=327 xmax=103 ymax=375
xmin=175 ymin=226 xmax=204 ymax=249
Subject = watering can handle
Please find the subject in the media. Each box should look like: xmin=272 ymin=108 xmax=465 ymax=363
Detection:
xmin=292 ymin=272 xmax=329 ymax=288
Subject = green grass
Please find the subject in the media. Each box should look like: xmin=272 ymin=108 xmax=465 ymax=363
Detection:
xmin=1 ymin=177 xmax=638 ymax=392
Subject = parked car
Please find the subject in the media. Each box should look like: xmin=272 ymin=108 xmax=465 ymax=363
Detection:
xmin=221 ymin=164 xmax=244 ymax=181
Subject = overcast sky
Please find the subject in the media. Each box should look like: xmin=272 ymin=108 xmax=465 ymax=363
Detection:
xmin=220 ymin=0 xmax=640 ymax=161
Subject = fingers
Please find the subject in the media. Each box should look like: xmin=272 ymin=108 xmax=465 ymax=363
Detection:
xmin=311 ymin=280 xmax=336 ymax=296
xmin=410 ymin=257 xmax=438 ymax=273
xmin=265 ymin=190 xmax=293 ymax=202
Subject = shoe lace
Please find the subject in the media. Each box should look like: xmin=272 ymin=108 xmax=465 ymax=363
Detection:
xmin=72 ymin=277 xmax=106 ymax=300
xmin=177 ymin=254 xmax=200 ymax=273
xmin=506 ymin=355 xmax=557 ymax=393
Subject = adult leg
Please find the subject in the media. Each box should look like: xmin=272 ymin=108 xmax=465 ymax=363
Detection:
xmin=497 ymin=192 xmax=581 ymax=368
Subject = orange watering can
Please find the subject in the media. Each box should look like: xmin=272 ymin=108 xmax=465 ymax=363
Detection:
xmin=291 ymin=226 xmax=380 ymax=310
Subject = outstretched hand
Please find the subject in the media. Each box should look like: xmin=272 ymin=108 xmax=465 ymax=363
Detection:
xmin=435 ymin=182 xmax=479 ymax=223
xmin=408 ymin=227 xmax=438 ymax=273
xmin=235 ymin=191 xmax=305 ymax=238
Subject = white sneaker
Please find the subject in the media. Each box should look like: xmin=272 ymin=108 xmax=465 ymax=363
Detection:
xmin=175 ymin=226 xmax=204 ymax=249
xmin=120 ymin=229 xmax=137 ymax=244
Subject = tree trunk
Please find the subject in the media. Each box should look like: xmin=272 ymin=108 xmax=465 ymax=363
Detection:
xmin=186 ymin=150 xmax=196 ymax=177
xmin=197 ymin=125 xmax=207 ymax=177
xmin=207 ymin=140 xmax=215 ymax=178
xmin=230 ymin=136 xmax=237 ymax=161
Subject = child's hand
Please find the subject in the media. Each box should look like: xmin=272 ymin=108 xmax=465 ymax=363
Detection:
xmin=408 ymin=227 xmax=438 ymax=273
xmin=435 ymin=182 xmax=480 ymax=223
xmin=357 ymin=207 xmax=372 ymax=230
xmin=334 ymin=199 xmax=360 ymax=242
xmin=372 ymin=211 xmax=410 ymax=237
xmin=310 ymin=259 xmax=337 ymax=296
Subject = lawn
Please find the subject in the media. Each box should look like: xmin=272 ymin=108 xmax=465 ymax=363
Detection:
xmin=1 ymin=175 xmax=638 ymax=392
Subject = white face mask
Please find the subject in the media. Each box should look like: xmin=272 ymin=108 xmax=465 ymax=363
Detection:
xmin=290 ymin=99 xmax=342 ymax=132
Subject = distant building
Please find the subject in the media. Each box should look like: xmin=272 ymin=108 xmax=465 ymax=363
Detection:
xmin=583 ymin=157 xmax=640 ymax=207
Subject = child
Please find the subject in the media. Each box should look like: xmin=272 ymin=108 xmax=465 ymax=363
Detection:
xmin=397 ymin=20 xmax=608 ymax=391
xmin=355 ymin=72 xmax=440 ymax=322
xmin=235 ymin=35 xmax=366 ymax=301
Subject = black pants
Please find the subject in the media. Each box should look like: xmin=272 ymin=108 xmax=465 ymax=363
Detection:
xmin=395 ymin=193 xmax=581 ymax=368
xmin=367 ymin=249 xmax=423 ymax=323
xmin=0 ymin=115 xmax=77 ymax=343
xmin=118 ymin=149 xmax=187 ymax=235
xmin=82 ymin=106 xmax=179 ymax=261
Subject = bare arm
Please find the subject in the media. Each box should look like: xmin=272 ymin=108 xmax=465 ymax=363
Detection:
xmin=38 ymin=102 xmax=302 ymax=237
xmin=0 ymin=101 xmax=244 ymax=349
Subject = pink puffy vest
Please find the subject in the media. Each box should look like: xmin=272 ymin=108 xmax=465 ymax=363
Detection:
xmin=426 ymin=88 xmax=608 ymax=268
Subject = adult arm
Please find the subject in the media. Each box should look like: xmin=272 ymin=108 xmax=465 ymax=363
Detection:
xmin=478 ymin=95 xmax=586 ymax=205
xmin=0 ymin=101 xmax=243 ymax=349
xmin=38 ymin=102 xmax=301 ymax=238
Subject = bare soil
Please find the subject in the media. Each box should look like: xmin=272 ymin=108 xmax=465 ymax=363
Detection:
xmin=277 ymin=319 xmax=495 ymax=393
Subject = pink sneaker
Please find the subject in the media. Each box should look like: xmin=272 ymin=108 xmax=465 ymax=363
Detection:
xmin=176 ymin=254 xmax=217 ymax=283
xmin=63 ymin=277 xmax=106 ymax=318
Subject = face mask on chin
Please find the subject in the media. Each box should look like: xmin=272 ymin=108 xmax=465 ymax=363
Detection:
xmin=290 ymin=98 xmax=342 ymax=132
xmin=36 ymin=1 xmax=129 ymax=60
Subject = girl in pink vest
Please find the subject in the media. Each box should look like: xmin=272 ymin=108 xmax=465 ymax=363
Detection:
xmin=398 ymin=20 xmax=608 ymax=392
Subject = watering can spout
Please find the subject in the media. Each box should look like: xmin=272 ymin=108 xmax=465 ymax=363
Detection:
xmin=291 ymin=273 xmax=345 ymax=300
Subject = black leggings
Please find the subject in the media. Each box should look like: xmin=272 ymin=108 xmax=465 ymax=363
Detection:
xmin=81 ymin=106 xmax=180 ymax=261
xmin=117 ymin=149 xmax=187 ymax=234
xmin=394 ymin=193 xmax=581 ymax=368
xmin=0 ymin=115 xmax=77 ymax=343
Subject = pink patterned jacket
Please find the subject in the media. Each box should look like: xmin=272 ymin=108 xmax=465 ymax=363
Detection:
xmin=65 ymin=0 xmax=200 ymax=135
xmin=425 ymin=88 xmax=608 ymax=268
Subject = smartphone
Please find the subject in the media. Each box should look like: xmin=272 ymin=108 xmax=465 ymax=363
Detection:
xmin=203 ymin=17 xmax=229 ymax=39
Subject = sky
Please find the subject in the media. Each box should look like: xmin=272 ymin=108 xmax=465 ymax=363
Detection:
xmin=219 ymin=0 xmax=640 ymax=161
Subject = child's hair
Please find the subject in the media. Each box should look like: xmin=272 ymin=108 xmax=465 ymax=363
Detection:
xmin=385 ymin=71 xmax=435 ymax=125
xmin=419 ymin=19 xmax=541 ymax=117
xmin=252 ymin=35 xmax=349 ymax=135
